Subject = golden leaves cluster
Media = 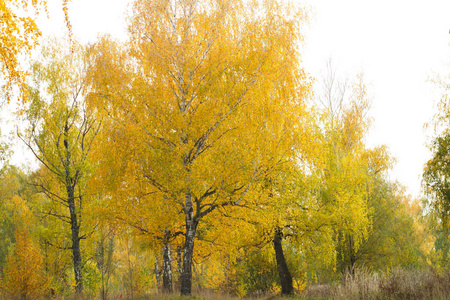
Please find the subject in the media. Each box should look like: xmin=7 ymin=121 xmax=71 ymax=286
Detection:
xmin=0 ymin=0 xmax=45 ymax=101
xmin=0 ymin=0 xmax=74 ymax=102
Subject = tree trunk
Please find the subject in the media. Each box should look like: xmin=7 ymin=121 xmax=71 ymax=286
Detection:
xmin=68 ymin=188 xmax=83 ymax=295
xmin=176 ymin=247 xmax=182 ymax=290
xmin=273 ymin=228 xmax=293 ymax=295
xmin=64 ymin=126 xmax=83 ymax=296
xmin=162 ymin=245 xmax=173 ymax=293
xmin=98 ymin=235 xmax=114 ymax=300
xmin=180 ymin=190 xmax=197 ymax=295
xmin=155 ymin=256 xmax=161 ymax=288
xmin=97 ymin=238 xmax=106 ymax=299
xmin=348 ymin=234 xmax=356 ymax=278
xmin=442 ymin=217 xmax=449 ymax=266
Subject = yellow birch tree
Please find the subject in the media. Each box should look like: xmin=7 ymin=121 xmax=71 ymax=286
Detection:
xmin=88 ymin=0 xmax=311 ymax=295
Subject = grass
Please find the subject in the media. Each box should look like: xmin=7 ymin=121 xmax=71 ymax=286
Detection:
xmin=3 ymin=268 xmax=450 ymax=299
xmin=96 ymin=269 xmax=450 ymax=299
xmin=129 ymin=293 xmax=310 ymax=300
xmin=303 ymin=267 xmax=450 ymax=300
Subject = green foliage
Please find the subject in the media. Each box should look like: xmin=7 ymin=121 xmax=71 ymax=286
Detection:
xmin=423 ymin=131 xmax=450 ymax=267
xmin=423 ymin=132 xmax=450 ymax=218
xmin=335 ymin=179 xmax=426 ymax=274
xmin=234 ymin=246 xmax=279 ymax=296
xmin=422 ymin=67 xmax=450 ymax=270
xmin=0 ymin=168 xmax=18 ymax=269
xmin=82 ymin=260 xmax=102 ymax=297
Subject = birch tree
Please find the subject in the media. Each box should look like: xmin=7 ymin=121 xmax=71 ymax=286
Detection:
xmin=19 ymin=40 xmax=101 ymax=296
xmin=89 ymin=0 xmax=311 ymax=295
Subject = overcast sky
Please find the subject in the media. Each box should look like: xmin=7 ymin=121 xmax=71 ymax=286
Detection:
xmin=301 ymin=0 xmax=450 ymax=198
xmin=23 ymin=0 xmax=450 ymax=198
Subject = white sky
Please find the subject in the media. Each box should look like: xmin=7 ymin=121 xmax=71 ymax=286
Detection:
xmin=10 ymin=0 xmax=450 ymax=198
xmin=301 ymin=0 xmax=450 ymax=198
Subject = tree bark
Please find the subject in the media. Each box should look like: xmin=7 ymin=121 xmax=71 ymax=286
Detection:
xmin=155 ymin=255 xmax=161 ymax=287
xmin=67 ymin=184 xmax=83 ymax=295
xmin=347 ymin=234 xmax=356 ymax=277
xmin=162 ymin=245 xmax=173 ymax=293
xmin=64 ymin=125 xmax=83 ymax=296
xmin=273 ymin=228 xmax=293 ymax=295
xmin=176 ymin=247 xmax=182 ymax=290
xmin=442 ymin=216 xmax=449 ymax=266
xmin=180 ymin=190 xmax=197 ymax=295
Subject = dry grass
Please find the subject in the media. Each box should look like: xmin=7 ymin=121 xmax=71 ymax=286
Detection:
xmin=304 ymin=268 xmax=450 ymax=300
xmin=124 ymin=292 xmax=302 ymax=300
xmin=3 ymin=268 xmax=449 ymax=300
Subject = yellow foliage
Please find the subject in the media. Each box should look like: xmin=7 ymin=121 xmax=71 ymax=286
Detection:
xmin=293 ymin=277 xmax=306 ymax=293
xmin=0 ymin=0 xmax=74 ymax=102
xmin=0 ymin=0 xmax=45 ymax=101
xmin=88 ymin=1 xmax=312 ymax=295
xmin=270 ymin=282 xmax=281 ymax=294
xmin=6 ymin=195 xmax=33 ymax=227
xmin=235 ymin=282 xmax=247 ymax=298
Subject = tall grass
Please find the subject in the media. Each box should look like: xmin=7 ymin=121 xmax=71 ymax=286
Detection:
xmin=115 ymin=268 xmax=450 ymax=300
xmin=85 ymin=269 xmax=450 ymax=299
xmin=304 ymin=267 xmax=450 ymax=300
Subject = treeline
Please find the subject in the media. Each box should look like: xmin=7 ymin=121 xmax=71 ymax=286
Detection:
xmin=0 ymin=0 xmax=446 ymax=299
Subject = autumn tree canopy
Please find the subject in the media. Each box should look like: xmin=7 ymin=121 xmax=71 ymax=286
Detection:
xmin=89 ymin=0 xmax=311 ymax=295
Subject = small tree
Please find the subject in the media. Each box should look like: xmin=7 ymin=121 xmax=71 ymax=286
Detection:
xmin=19 ymin=39 xmax=101 ymax=295
xmin=2 ymin=228 xmax=50 ymax=299
xmin=2 ymin=195 xmax=50 ymax=299
xmin=423 ymin=73 xmax=450 ymax=269
xmin=423 ymin=131 xmax=450 ymax=266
